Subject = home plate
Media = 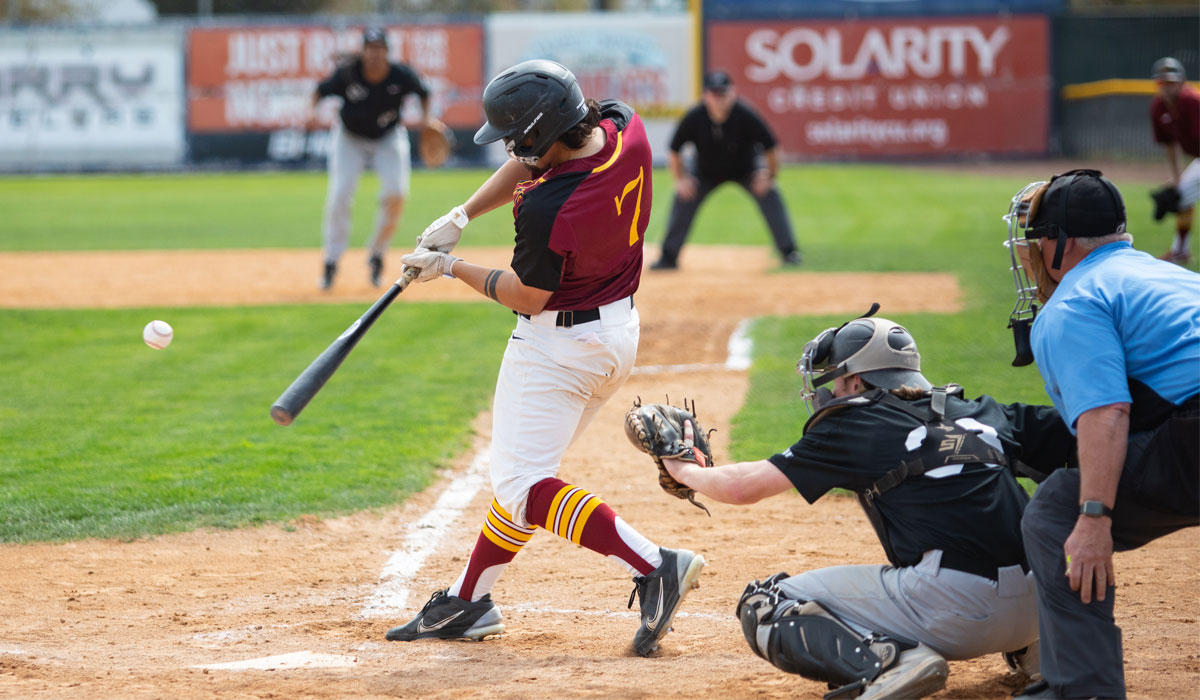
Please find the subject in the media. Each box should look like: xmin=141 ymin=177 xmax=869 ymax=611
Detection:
xmin=194 ymin=651 xmax=359 ymax=671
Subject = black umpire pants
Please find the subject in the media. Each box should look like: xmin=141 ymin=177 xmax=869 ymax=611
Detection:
xmin=657 ymin=174 xmax=798 ymax=265
xmin=1021 ymin=401 xmax=1199 ymax=699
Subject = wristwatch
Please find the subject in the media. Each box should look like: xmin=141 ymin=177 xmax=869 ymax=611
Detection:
xmin=1079 ymin=501 xmax=1114 ymax=518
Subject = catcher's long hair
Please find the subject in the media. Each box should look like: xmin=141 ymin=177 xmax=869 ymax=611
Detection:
xmin=557 ymin=98 xmax=603 ymax=150
xmin=864 ymin=381 xmax=926 ymax=403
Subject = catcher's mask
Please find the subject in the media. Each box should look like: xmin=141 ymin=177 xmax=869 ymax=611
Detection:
xmin=797 ymin=303 xmax=931 ymax=414
xmin=473 ymin=59 xmax=588 ymax=167
xmin=1002 ymin=169 xmax=1127 ymax=366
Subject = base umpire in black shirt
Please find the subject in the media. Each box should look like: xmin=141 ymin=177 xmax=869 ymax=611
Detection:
xmin=650 ymin=70 xmax=801 ymax=270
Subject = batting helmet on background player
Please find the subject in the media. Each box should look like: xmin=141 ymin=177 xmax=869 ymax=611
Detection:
xmin=1153 ymin=57 xmax=1186 ymax=83
xmin=473 ymin=59 xmax=589 ymax=166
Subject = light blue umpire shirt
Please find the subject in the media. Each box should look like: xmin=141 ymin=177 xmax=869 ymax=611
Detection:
xmin=1031 ymin=241 xmax=1200 ymax=434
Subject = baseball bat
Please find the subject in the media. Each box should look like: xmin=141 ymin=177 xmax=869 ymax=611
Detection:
xmin=271 ymin=267 xmax=419 ymax=426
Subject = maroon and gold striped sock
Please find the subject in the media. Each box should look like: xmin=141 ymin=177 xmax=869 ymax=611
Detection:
xmin=448 ymin=499 xmax=535 ymax=602
xmin=526 ymin=477 xmax=660 ymax=576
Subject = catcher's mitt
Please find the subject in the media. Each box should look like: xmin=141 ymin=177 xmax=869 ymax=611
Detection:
xmin=418 ymin=121 xmax=454 ymax=168
xmin=1151 ymin=184 xmax=1181 ymax=222
xmin=623 ymin=398 xmax=715 ymax=515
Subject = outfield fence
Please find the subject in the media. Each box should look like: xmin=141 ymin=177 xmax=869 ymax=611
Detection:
xmin=0 ymin=4 xmax=1194 ymax=172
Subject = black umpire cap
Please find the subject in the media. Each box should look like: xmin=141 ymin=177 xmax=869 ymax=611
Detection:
xmin=703 ymin=70 xmax=733 ymax=93
xmin=363 ymin=27 xmax=388 ymax=46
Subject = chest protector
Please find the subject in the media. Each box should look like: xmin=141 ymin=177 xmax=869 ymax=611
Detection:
xmin=804 ymin=385 xmax=1010 ymax=567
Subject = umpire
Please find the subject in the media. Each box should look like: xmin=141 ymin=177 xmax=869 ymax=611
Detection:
xmin=308 ymin=27 xmax=439 ymax=289
xmin=650 ymin=70 xmax=801 ymax=270
xmin=1002 ymin=170 xmax=1200 ymax=699
xmin=662 ymin=309 xmax=1076 ymax=699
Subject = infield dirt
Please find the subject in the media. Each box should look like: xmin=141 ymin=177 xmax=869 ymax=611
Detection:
xmin=0 ymin=246 xmax=1195 ymax=700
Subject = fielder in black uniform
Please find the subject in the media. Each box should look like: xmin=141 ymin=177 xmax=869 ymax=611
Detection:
xmin=662 ymin=309 xmax=1075 ymax=699
xmin=308 ymin=27 xmax=440 ymax=289
xmin=650 ymin=70 xmax=801 ymax=270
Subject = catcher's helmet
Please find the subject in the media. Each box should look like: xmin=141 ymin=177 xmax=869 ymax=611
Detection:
xmin=797 ymin=305 xmax=930 ymax=413
xmin=473 ymin=59 xmax=588 ymax=164
xmin=1153 ymin=57 xmax=1186 ymax=83
xmin=823 ymin=318 xmax=931 ymax=392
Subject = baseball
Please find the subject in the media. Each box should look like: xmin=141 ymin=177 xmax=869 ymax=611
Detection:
xmin=143 ymin=320 xmax=173 ymax=349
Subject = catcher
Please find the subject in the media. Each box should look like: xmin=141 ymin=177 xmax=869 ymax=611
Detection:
xmin=627 ymin=308 xmax=1076 ymax=699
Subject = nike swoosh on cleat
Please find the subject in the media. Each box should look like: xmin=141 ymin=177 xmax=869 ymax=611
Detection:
xmin=644 ymin=579 xmax=665 ymax=631
xmin=417 ymin=610 xmax=465 ymax=635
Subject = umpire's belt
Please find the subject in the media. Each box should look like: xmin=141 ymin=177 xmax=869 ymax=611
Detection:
xmin=518 ymin=296 xmax=634 ymax=329
xmin=940 ymin=552 xmax=1030 ymax=582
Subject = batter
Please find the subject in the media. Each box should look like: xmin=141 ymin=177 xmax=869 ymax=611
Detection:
xmin=385 ymin=59 xmax=704 ymax=657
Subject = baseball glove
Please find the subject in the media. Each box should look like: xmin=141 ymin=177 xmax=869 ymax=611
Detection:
xmin=1151 ymin=184 xmax=1181 ymax=222
xmin=418 ymin=121 xmax=454 ymax=168
xmin=623 ymin=398 xmax=714 ymax=515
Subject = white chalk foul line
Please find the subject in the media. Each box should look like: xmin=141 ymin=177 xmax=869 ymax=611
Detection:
xmin=357 ymin=450 xmax=490 ymax=619
xmin=193 ymin=651 xmax=358 ymax=671
xmin=632 ymin=317 xmax=754 ymax=375
xmin=507 ymin=604 xmax=728 ymax=622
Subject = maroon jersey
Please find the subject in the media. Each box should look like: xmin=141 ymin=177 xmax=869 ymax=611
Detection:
xmin=509 ymin=100 xmax=652 ymax=310
xmin=1151 ymin=84 xmax=1200 ymax=158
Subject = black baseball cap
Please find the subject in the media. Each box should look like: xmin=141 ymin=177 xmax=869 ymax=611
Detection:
xmin=703 ymin=70 xmax=732 ymax=93
xmin=1027 ymin=170 xmax=1126 ymax=240
xmin=363 ymin=27 xmax=388 ymax=46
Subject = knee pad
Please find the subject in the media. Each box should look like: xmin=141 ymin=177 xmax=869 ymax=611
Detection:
xmin=736 ymin=573 xmax=791 ymax=660
xmin=757 ymin=600 xmax=904 ymax=695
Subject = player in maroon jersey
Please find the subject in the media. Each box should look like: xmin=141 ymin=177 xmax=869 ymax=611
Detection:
xmin=1151 ymin=57 xmax=1199 ymax=264
xmin=387 ymin=60 xmax=705 ymax=657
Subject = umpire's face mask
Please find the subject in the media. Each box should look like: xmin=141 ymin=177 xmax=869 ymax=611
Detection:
xmin=1003 ymin=181 xmax=1056 ymax=367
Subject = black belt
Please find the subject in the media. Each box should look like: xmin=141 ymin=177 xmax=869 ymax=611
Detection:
xmin=940 ymin=553 xmax=1030 ymax=581
xmin=517 ymin=298 xmax=633 ymax=329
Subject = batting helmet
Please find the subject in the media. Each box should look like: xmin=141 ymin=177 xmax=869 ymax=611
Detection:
xmin=473 ymin=59 xmax=588 ymax=165
xmin=1153 ymin=57 xmax=1186 ymax=83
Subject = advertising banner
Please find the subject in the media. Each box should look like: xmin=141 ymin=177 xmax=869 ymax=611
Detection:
xmin=485 ymin=12 xmax=695 ymax=165
xmin=708 ymin=15 xmax=1050 ymax=157
xmin=702 ymin=0 xmax=1063 ymax=20
xmin=187 ymin=23 xmax=484 ymax=162
xmin=0 ymin=28 xmax=185 ymax=170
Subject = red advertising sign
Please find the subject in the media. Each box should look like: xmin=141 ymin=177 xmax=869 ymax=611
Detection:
xmin=708 ymin=16 xmax=1049 ymax=156
xmin=187 ymin=24 xmax=484 ymax=132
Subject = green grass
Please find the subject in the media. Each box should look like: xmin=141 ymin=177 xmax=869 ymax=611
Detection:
xmin=0 ymin=165 xmax=1184 ymax=542
xmin=0 ymin=303 xmax=511 ymax=543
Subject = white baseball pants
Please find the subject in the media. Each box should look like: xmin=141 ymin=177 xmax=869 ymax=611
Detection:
xmin=488 ymin=298 xmax=639 ymax=528
xmin=321 ymin=121 xmax=411 ymax=263
xmin=1179 ymin=156 xmax=1199 ymax=210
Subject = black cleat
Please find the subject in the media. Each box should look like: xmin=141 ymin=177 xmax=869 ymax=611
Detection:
xmin=320 ymin=261 xmax=337 ymax=290
xmin=385 ymin=589 xmax=505 ymax=642
xmin=628 ymin=547 xmax=705 ymax=656
xmin=781 ymin=250 xmax=803 ymax=267
xmin=649 ymin=258 xmax=678 ymax=271
xmin=368 ymin=254 xmax=383 ymax=287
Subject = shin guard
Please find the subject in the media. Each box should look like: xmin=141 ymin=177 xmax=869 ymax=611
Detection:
xmin=751 ymin=599 xmax=904 ymax=699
